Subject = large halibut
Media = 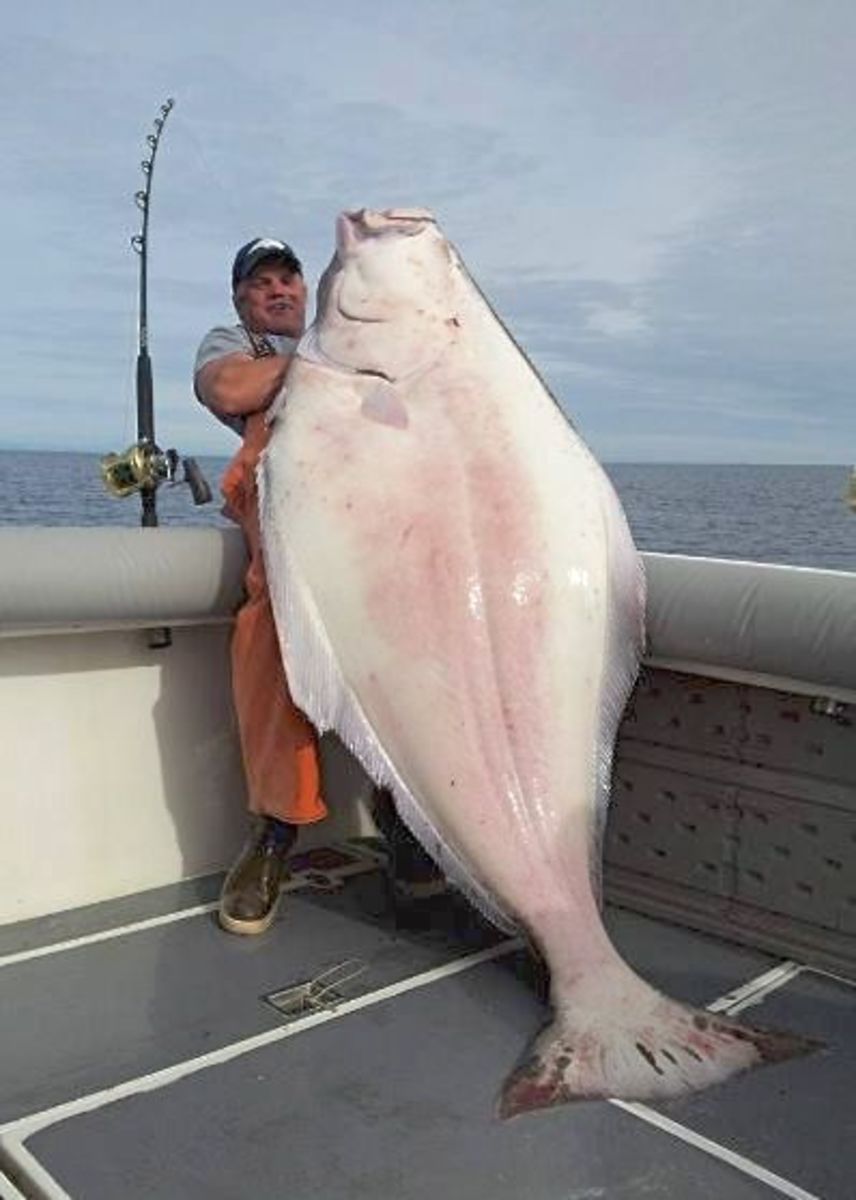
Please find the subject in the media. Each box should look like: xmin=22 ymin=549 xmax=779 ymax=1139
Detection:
xmin=259 ymin=208 xmax=815 ymax=1114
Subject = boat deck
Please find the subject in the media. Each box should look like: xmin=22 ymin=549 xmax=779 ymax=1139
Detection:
xmin=1 ymin=846 xmax=853 ymax=1200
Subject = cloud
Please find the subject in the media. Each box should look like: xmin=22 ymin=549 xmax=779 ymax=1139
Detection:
xmin=1 ymin=2 xmax=854 ymax=461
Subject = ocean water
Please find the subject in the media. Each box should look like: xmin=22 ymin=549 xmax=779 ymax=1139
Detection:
xmin=0 ymin=450 xmax=233 ymax=532
xmin=1 ymin=451 xmax=854 ymax=573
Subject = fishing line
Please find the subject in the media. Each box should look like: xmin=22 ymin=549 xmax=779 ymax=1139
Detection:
xmin=101 ymin=98 xmax=212 ymax=539
xmin=121 ymin=271 xmax=139 ymax=450
xmin=171 ymin=109 xmax=249 ymax=224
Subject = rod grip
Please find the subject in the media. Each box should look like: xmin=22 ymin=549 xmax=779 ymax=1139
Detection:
xmin=136 ymin=350 xmax=155 ymax=443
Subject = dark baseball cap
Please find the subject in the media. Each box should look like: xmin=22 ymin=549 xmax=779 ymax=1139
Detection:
xmin=231 ymin=238 xmax=303 ymax=289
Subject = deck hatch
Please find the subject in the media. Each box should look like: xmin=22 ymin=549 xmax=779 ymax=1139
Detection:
xmin=263 ymin=958 xmax=369 ymax=1020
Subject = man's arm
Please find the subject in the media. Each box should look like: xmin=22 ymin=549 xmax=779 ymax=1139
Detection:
xmin=195 ymin=351 xmax=292 ymax=419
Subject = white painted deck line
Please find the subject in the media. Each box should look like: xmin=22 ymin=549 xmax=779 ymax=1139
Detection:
xmin=0 ymin=904 xmax=219 ymax=970
xmin=607 ymin=961 xmax=817 ymax=1200
xmin=0 ymin=937 xmax=523 ymax=1142
xmin=1 ymin=949 xmax=818 ymax=1200
xmin=0 ymin=1143 xmax=70 ymax=1200
xmin=0 ymin=938 xmax=524 ymax=1198
xmin=0 ymin=1168 xmax=29 ymax=1200
xmin=706 ymin=960 xmax=805 ymax=1015
xmin=611 ymin=1102 xmax=820 ymax=1200
xmin=808 ymin=964 xmax=856 ymax=989
xmin=0 ymin=860 xmax=381 ymax=969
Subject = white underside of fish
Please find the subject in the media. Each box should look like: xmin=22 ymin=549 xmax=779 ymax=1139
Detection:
xmin=259 ymin=210 xmax=816 ymax=1113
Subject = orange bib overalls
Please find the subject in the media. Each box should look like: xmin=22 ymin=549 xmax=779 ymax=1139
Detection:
xmin=221 ymin=412 xmax=326 ymax=825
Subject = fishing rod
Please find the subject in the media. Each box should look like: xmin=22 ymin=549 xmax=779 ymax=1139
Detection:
xmin=101 ymin=97 xmax=211 ymax=524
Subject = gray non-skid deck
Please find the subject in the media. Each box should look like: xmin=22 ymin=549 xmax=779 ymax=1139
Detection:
xmin=1 ymin=859 xmax=852 ymax=1199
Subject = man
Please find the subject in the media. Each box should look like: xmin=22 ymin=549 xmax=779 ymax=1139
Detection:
xmin=195 ymin=238 xmax=324 ymax=935
xmin=195 ymin=237 xmax=445 ymax=937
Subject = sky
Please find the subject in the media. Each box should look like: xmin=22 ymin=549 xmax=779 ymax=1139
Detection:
xmin=0 ymin=1 xmax=853 ymax=462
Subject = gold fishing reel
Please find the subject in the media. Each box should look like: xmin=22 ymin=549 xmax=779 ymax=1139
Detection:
xmin=101 ymin=442 xmax=164 ymax=497
xmin=100 ymin=441 xmax=212 ymax=505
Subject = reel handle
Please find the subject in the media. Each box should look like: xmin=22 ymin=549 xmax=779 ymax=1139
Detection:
xmin=182 ymin=457 xmax=213 ymax=506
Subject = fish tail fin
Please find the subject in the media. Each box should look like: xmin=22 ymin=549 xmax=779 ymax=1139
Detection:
xmin=498 ymin=971 xmax=819 ymax=1118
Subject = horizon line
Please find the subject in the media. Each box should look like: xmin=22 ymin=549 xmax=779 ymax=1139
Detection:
xmin=0 ymin=446 xmax=850 ymax=470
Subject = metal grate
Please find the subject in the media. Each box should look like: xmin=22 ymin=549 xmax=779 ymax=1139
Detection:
xmin=263 ymin=959 xmax=368 ymax=1021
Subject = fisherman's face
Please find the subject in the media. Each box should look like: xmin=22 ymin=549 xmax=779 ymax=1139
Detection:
xmin=235 ymin=261 xmax=307 ymax=338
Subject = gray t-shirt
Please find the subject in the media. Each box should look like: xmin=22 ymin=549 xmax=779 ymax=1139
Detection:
xmin=193 ymin=324 xmax=299 ymax=436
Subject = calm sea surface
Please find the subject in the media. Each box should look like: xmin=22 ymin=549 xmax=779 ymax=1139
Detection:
xmin=1 ymin=451 xmax=854 ymax=573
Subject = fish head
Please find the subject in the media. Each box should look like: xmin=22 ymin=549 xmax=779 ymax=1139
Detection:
xmin=308 ymin=208 xmax=459 ymax=381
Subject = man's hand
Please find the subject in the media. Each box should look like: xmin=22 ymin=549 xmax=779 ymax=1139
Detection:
xmin=195 ymin=351 xmax=292 ymax=419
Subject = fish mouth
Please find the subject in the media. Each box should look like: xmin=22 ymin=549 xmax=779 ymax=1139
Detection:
xmin=336 ymin=207 xmax=436 ymax=254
